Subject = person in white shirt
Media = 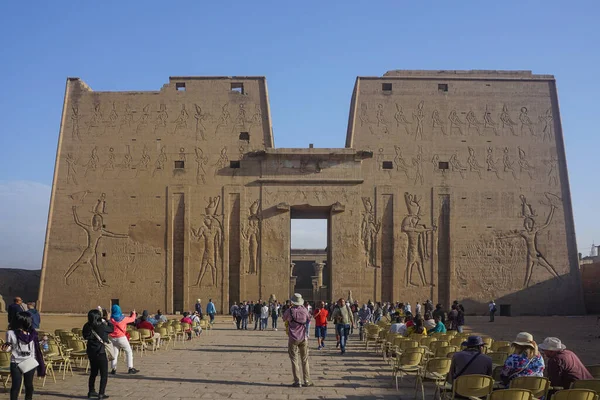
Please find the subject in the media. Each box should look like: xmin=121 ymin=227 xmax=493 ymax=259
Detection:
xmin=190 ymin=311 xmax=202 ymax=336
xmin=260 ymin=302 xmax=269 ymax=330
xmin=405 ymin=302 xmax=412 ymax=314
xmin=415 ymin=302 xmax=422 ymax=316
xmin=389 ymin=315 xmax=407 ymax=336
xmin=489 ymin=300 xmax=497 ymax=322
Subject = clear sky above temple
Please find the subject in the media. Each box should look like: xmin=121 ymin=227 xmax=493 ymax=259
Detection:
xmin=0 ymin=1 xmax=598 ymax=268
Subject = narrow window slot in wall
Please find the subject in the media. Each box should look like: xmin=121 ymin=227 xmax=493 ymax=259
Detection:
xmin=382 ymin=83 xmax=392 ymax=92
xmin=130 ymin=195 xmax=136 ymax=198
xmin=176 ymin=82 xmax=186 ymax=91
xmin=156 ymin=224 xmax=161 ymax=227
xmin=487 ymin=226 xmax=493 ymax=229
xmin=382 ymin=161 xmax=394 ymax=169
xmin=486 ymin=140 xmax=492 ymax=143
xmin=155 ymin=196 xmax=161 ymax=198
xmin=438 ymin=83 xmax=448 ymax=92
xmin=461 ymin=226 xmax=467 ymax=228
xmin=130 ymin=225 xmax=136 ymax=228
xmin=461 ymin=140 xmax=467 ymax=142
xmin=174 ymin=160 xmax=185 ymax=169
xmin=461 ymin=197 xmax=467 ymax=200
xmin=231 ymin=83 xmax=244 ymax=94
xmin=438 ymin=161 xmax=449 ymax=170
xmin=156 ymin=138 xmax=161 ymax=142
xmin=230 ymin=160 xmax=241 ymax=168
xmin=102 ymin=253 xmax=106 ymax=257
xmin=239 ymin=132 xmax=250 ymax=142
xmin=131 ymin=139 xmax=136 ymax=142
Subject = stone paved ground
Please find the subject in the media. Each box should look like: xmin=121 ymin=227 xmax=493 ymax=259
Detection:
xmin=27 ymin=320 xmax=405 ymax=400
xmin=3 ymin=315 xmax=600 ymax=399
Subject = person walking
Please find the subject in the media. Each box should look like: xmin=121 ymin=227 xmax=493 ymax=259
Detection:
xmin=108 ymin=305 xmax=139 ymax=375
xmin=2 ymin=311 xmax=46 ymax=400
xmin=253 ymin=301 xmax=262 ymax=330
xmin=489 ymin=300 xmax=497 ymax=322
xmin=332 ymin=298 xmax=354 ymax=355
xmin=313 ymin=301 xmax=328 ymax=350
xmin=83 ymin=309 xmax=114 ymax=399
xmin=206 ymin=299 xmax=216 ymax=325
xmin=230 ymin=302 xmax=239 ymax=327
xmin=283 ymin=293 xmax=313 ymax=388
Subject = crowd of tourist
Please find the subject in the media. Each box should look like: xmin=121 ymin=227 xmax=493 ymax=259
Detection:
xmin=2 ymin=293 xmax=598 ymax=397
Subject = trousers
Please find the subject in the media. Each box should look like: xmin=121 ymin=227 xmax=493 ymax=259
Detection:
xmin=88 ymin=352 xmax=108 ymax=395
xmin=109 ymin=336 xmax=134 ymax=369
xmin=288 ymin=339 xmax=310 ymax=384
xmin=336 ymin=323 xmax=351 ymax=352
xmin=10 ymin=362 xmax=35 ymax=400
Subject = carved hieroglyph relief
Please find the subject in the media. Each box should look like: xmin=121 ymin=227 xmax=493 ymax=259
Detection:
xmin=66 ymin=153 xmax=78 ymax=184
xmin=483 ymin=105 xmax=499 ymax=135
xmin=544 ymin=154 xmax=559 ymax=186
xmin=394 ymin=104 xmax=411 ymax=135
xmin=194 ymin=104 xmax=209 ymax=140
xmin=153 ymin=146 xmax=167 ymax=177
xmin=519 ymin=107 xmax=535 ymax=137
xmin=394 ymin=145 xmax=411 ymax=180
xmin=136 ymin=104 xmax=152 ymax=134
xmin=191 ymin=196 xmax=224 ymax=287
xmin=448 ymin=110 xmax=465 ymax=135
xmin=361 ymin=197 xmax=381 ymax=269
xmin=486 ymin=147 xmax=502 ymax=180
xmin=539 ymin=108 xmax=553 ymax=142
xmin=412 ymin=146 xmax=424 ymax=185
xmin=432 ymin=109 xmax=447 ymax=135
xmin=118 ymin=104 xmax=134 ymax=134
xmin=503 ymin=147 xmax=518 ymax=180
xmin=194 ymin=147 xmax=208 ymax=184
xmin=413 ymin=101 xmax=425 ymax=140
xmin=64 ymin=194 xmax=129 ymax=287
xmin=518 ymin=147 xmax=535 ymax=179
xmin=84 ymin=147 xmax=100 ymax=177
xmin=214 ymin=147 xmax=229 ymax=176
xmin=498 ymin=193 xmax=563 ymax=287
xmin=466 ymin=110 xmax=483 ymax=135
xmin=154 ymin=104 xmax=168 ymax=133
xmin=401 ymin=192 xmax=435 ymax=287
xmin=242 ymin=200 xmax=261 ymax=275
xmin=467 ymin=147 xmax=484 ymax=179
xmin=87 ymin=103 xmax=103 ymax=134
xmin=215 ymin=103 xmax=231 ymax=135
xmin=500 ymin=104 xmax=518 ymax=136
xmin=71 ymin=106 xmax=81 ymax=140
xmin=173 ymin=104 xmax=189 ymax=134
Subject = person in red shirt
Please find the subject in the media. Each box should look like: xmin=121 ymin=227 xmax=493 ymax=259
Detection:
xmin=313 ymin=301 xmax=329 ymax=350
xmin=180 ymin=312 xmax=194 ymax=340
xmin=136 ymin=310 xmax=161 ymax=349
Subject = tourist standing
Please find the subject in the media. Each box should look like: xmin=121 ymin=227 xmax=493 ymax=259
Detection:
xmin=332 ymin=298 xmax=354 ymax=355
xmin=7 ymin=297 xmax=24 ymax=329
xmin=456 ymin=305 xmax=465 ymax=333
xmin=424 ymin=300 xmax=434 ymax=315
xmin=108 ymin=305 xmax=139 ymax=375
xmin=206 ymin=299 xmax=216 ymax=325
xmin=195 ymin=299 xmax=203 ymax=317
xmin=26 ymin=302 xmax=41 ymax=330
xmin=230 ymin=302 xmax=239 ymax=326
xmin=432 ymin=303 xmax=445 ymax=324
xmin=405 ymin=302 xmax=412 ymax=314
xmin=314 ymin=301 xmax=328 ymax=350
xmin=83 ymin=309 xmax=114 ymax=399
xmin=447 ymin=305 xmax=458 ymax=331
xmin=260 ymin=302 xmax=269 ymax=330
xmin=489 ymin=300 xmax=497 ymax=322
xmin=253 ymin=301 xmax=262 ymax=330
xmin=270 ymin=302 xmax=280 ymax=331
xmin=2 ymin=311 xmax=46 ymax=400
xmin=415 ymin=302 xmax=422 ymax=316
xmin=539 ymin=337 xmax=593 ymax=389
xmin=283 ymin=294 xmax=313 ymax=387
xmin=304 ymin=301 xmax=312 ymax=339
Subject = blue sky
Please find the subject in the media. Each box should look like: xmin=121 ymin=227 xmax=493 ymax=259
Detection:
xmin=0 ymin=1 xmax=598 ymax=268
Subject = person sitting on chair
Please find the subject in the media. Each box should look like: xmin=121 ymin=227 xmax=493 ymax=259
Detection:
xmin=449 ymin=336 xmax=493 ymax=383
xmin=539 ymin=337 xmax=593 ymax=389
xmin=500 ymin=332 xmax=545 ymax=387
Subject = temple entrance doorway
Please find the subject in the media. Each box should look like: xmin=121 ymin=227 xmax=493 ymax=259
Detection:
xmin=290 ymin=206 xmax=330 ymax=304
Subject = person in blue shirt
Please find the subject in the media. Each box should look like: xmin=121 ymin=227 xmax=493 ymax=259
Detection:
xmin=206 ymin=299 xmax=216 ymax=324
xmin=427 ymin=315 xmax=447 ymax=335
xmin=27 ymin=302 xmax=41 ymax=329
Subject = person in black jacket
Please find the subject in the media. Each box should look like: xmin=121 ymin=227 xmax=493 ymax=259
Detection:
xmin=83 ymin=309 xmax=114 ymax=399
xmin=253 ymin=301 xmax=262 ymax=330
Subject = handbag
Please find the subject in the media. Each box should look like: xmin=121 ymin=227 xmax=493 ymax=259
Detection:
xmin=17 ymin=357 xmax=39 ymax=373
xmin=92 ymin=330 xmax=116 ymax=361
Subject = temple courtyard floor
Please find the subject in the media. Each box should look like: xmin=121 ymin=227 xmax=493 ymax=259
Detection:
xmin=2 ymin=315 xmax=600 ymax=399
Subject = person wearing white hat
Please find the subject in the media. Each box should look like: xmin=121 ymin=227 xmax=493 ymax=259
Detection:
xmin=500 ymin=332 xmax=544 ymax=387
xmin=539 ymin=337 xmax=593 ymax=389
xmin=283 ymin=293 xmax=313 ymax=388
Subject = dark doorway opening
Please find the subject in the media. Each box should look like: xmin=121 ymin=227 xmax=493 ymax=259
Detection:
xmin=290 ymin=206 xmax=330 ymax=304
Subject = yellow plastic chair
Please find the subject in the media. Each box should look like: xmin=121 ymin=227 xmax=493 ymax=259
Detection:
xmin=365 ymin=325 xmax=380 ymax=350
xmin=392 ymin=351 xmax=423 ymax=390
xmin=430 ymin=340 xmax=450 ymax=354
xmin=510 ymin=376 xmax=550 ymax=399
xmin=66 ymin=338 xmax=88 ymax=371
xmin=156 ymin=327 xmax=172 ymax=350
xmin=553 ymin=389 xmax=599 ymax=400
xmin=435 ymin=345 xmax=458 ymax=358
xmin=137 ymin=328 xmax=156 ymax=351
xmin=571 ymin=380 xmax=600 ymax=392
xmin=497 ymin=345 xmax=512 ymax=354
xmin=488 ymin=351 xmax=509 ymax=366
xmin=489 ymin=388 xmax=533 ymax=400
xmin=450 ymin=337 xmax=465 ymax=347
xmin=45 ymin=342 xmax=73 ymax=379
xmin=585 ymin=366 xmax=600 ymax=380
xmin=491 ymin=341 xmax=511 ymax=352
xmin=0 ymin=351 xmax=11 ymax=390
xmin=416 ymin=357 xmax=452 ymax=400
xmin=421 ymin=336 xmax=438 ymax=349
xmin=451 ymin=374 xmax=494 ymax=400
xmin=128 ymin=330 xmax=146 ymax=357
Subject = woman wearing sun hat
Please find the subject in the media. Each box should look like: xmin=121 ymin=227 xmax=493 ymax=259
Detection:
xmin=539 ymin=337 xmax=593 ymax=389
xmin=500 ymin=332 xmax=544 ymax=387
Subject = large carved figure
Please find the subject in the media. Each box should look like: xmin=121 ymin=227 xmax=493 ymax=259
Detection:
xmin=64 ymin=205 xmax=128 ymax=287
xmin=191 ymin=196 xmax=223 ymax=287
xmin=242 ymin=200 xmax=261 ymax=275
xmin=500 ymin=193 xmax=562 ymax=287
xmin=402 ymin=193 xmax=435 ymax=287
xmin=361 ymin=197 xmax=380 ymax=268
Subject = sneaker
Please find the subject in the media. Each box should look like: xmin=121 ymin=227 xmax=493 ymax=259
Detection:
xmin=128 ymin=368 xmax=139 ymax=374
xmin=110 ymin=369 xmax=116 ymax=375
xmin=317 ymin=346 xmax=321 ymax=350
xmin=88 ymin=392 xmax=99 ymax=399
xmin=321 ymin=342 xmax=325 ymax=348
xmin=274 ymin=328 xmax=278 ymax=331
xmin=336 ymin=342 xmax=340 ymax=349
xmin=291 ymin=382 xmax=301 ymax=387
xmin=98 ymin=395 xmax=110 ymax=399
xmin=304 ymin=382 xmax=315 ymax=387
